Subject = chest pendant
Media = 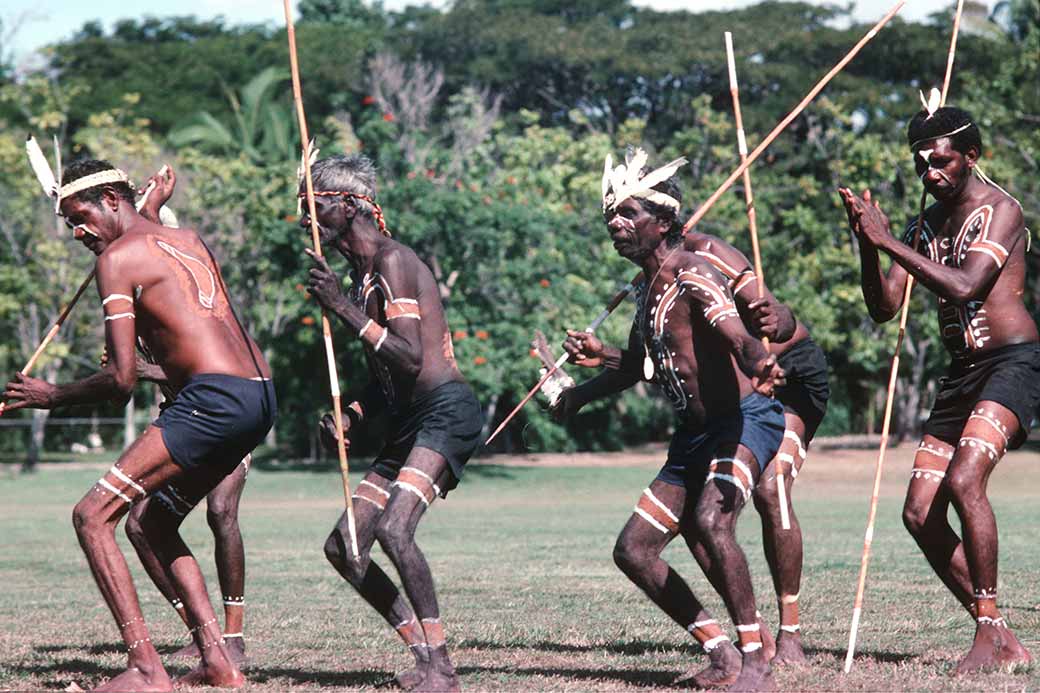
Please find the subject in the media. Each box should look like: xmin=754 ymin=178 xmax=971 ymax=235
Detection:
xmin=643 ymin=349 xmax=655 ymax=380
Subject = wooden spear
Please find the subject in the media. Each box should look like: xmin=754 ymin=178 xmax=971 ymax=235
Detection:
xmin=283 ymin=0 xmax=359 ymax=561
xmin=724 ymin=31 xmax=791 ymax=531
xmin=843 ymin=0 xmax=965 ymax=673
xmin=484 ymin=272 xmax=643 ymax=446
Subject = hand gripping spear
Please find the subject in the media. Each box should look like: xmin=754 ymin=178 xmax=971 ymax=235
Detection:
xmin=484 ymin=1 xmax=904 ymax=446
xmin=282 ymin=0 xmax=360 ymax=561
xmin=843 ymin=0 xmax=965 ymax=673
xmin=0 ymin=151 xmax=167 ymax=417
xmin=724 ymin=31 xmax=791 ymax=531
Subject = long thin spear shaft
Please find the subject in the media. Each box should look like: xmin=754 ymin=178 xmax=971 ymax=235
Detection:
xmin=485 ymin=272 xmax=643 ymax=446
xmin=725 ymin=31 xmax=790 ymax=531
xmin=283 ymin=0 xmax=359 ymax=561
xmin=683 ymin=1 xmax=904 ymax=236
xmin=843 ymin=0 xmax=964 ymax=673
xmin=0 ymin=166 xmax=167 ymax=417
xmin=0 ymin=270 xmax=96 ymax=416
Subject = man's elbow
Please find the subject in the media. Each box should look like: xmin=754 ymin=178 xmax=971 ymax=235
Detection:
xmin=112 ymin=372 xmax=137 ymax=403
xmin=947 ymin=279 xmax=986 ymax=305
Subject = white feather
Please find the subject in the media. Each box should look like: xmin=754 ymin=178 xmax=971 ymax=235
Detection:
xmin=602 ymin=153 xmax=613 ymax=201
xmin=920 ymin=87 xmax=941 ymax=118
xmin=25 ymin=136 xmax=57 ymax=197
xmin=635 ymin=157 xmax=688 ymax=193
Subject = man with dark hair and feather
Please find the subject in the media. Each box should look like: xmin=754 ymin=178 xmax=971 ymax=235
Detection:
xmin=839 ymin=92 xmax=1036 ymax=673
xmin=4 ymin=155 xmax=275 ymax=691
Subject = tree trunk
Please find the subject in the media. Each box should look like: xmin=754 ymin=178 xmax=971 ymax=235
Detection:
xmin=123 ymin=397 xmax=136 ymax=450
xmin=22 ymin=409 xmax=49 ymax=473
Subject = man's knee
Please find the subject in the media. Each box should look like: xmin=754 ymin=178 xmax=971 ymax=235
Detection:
xmin=943 ymin=463 xmax=986 ymax=507
xmin=613 ymin=535 xmax=653 ymax=579
xmin=902 ymin=494 xmax=936 ymax=537
xmin=694 ymin=501 xmax=738 ymax=545
xmin=375 ymin=513 xmax=414 ymax=559
xmin=72 ymin=495 xmax=115 ymax=541
xmin=323 ymin=529 xmax=365 ymax=581
xmin=206 ymin=498 xmax=239 ymax=536
xmin=124 ymin=505 xmax=147 ymax=547
xmin=752 ymin=475 xmax=779 ymax=517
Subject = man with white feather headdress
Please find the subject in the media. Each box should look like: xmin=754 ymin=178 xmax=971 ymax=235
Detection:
xmin=553 ymin=148 xmax=786 ymax=691
xmin=839 ymin=92 xmax=1036 ymax=673
xmin=4 ymin=146 xmax=275 ymax=691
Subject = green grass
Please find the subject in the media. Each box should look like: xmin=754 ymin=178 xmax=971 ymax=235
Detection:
xmin=1 ymin=447 xmax=1038 ymax=691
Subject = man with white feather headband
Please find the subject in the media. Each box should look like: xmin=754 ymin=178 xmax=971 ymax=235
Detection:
xmin=839 ymin=92 xmax=1037 ymax=673
xmin=4 ymin=145 xmax=275 ymax=691
xmin=553 ymin=149 xmax=787 ymax=692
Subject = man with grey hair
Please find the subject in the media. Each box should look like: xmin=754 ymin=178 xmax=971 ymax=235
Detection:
xmin=303 ymin=154 xmax=482 ymax=692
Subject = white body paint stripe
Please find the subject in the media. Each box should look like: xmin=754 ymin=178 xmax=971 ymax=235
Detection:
xmin=736 ymin=623 xmax=761 ymax=632
xmin=702 ymin=634 xmax=730 ymax=651
xmin=642 ymin=488 xmax=680 ymax=523
xmin=393 ymin=480 xmax=430 ymax=506
xmin=360 ymin=479 xmax=391 ymax=498
xmin=780 ymin=624 xmax=801 ymax=633
xmin=388 ymin=314 xmax=421 ymax=320
xmin=741 ymin=642 xmax=763 ymax=652
xmin=97 ymin=479 xmax=133 ymax=504
xmin=633 ymin=507 xmax=670 ymax=534
xmin=374 ymin=330 xmax=388 ymax=352
xmin=401 ymin=466 xmax=441 ymax=496
xmin=109 ymin=466 xmax=146 ymax=495
xmin=353 ymin=494 xmax=386 ymax=511
xmin=105 ymin=313 xmax=135 ymax=321
xmin=102 ymin=294 xmax=134 ymax=305
xmin=706 ymin=472 xmax=749 ymax=499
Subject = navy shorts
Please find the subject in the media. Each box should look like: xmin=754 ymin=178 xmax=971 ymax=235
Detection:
xmin=372 ymin=380 xmax=483 ymax=496
xmin=658 ymin=393 xmax=786 ymax=488
xmin=154 ymin=373 xmax=277 ymax=475
xmin=775 ymin=337 xmax=830 ymax=434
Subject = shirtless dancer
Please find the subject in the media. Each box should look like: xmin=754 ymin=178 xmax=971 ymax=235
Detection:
xmin=555 ymin=150 xmax=785 ymax=691
xmin=568 ymin=227 xmax=829 ymax=669
xmin=116 ymin=166 xmax=253 ymax=664
xmin=4 ymin=158 xmax=275 ymax=691
xmin=839 ymin=101 xmax=1036 ymax=673
xmin=303 ymin=154 xmax=482 ymax=692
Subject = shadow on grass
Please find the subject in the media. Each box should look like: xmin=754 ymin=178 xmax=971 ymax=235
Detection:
xmin=807 ymin=646 xmax=915 ymax=664
xmin=458 ymin=638 xmax=693 ymax=656
xmin=246 ymin=666 xmax=391 ymax=688
xmin=34 ymin=643 xmax=126 ymax=656
xmin=9 ymin=657 xmax=119 ymax=686
xmin=458 ymin=664 xmax=678 ymax=687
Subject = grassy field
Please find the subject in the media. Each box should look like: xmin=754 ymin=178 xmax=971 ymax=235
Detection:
xmin=1 ymin=444 xmax=1038 ymax=692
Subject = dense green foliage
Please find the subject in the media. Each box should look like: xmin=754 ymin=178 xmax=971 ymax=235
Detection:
xmin=0 ymin=0 xmax=1037 ymax=460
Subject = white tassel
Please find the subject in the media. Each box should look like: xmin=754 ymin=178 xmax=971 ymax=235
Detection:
xmin=919 ymin=87 xmax=941 ymax=118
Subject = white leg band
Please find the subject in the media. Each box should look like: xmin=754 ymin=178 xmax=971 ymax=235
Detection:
xmin=633 ymin=507 xmax=670 ymax=534
xmin=735 ymin=623 xmax=760 ymax=632
xmin=705 ymin=472 xmax=750 ymax=500
xmin=353 ymin=494 xmax=386 ymax=511
xmin=642 ymin=488 xmax=680 ymax=524
xmin=97 ymin=478 xmax=134 ymax=504
xmin=741 ymin=642 xmax=763 ymax=653
xmin=400 ymin=467 xmax=441 ymax=497
xmin=360 ymin=479 xmax=391 ymax=498
xmin=702 ymin=634 xmax=730 ymax=652
xmin=393 ymin=480 xmax=431 ymax=506
xmin=780 ymin=624 xmax=801 ymax=633
xmin=109 ymin=466 xmax=147 ymax=496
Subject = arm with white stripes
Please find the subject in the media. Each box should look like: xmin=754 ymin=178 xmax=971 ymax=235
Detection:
xmin=33 ymin=250 xmax=139 ymax=409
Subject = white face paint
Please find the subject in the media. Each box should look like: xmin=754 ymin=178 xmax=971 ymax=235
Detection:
xmin=72 ymin=223 xmax=99 ymax=238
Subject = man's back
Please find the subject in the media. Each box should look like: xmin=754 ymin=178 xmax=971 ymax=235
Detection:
xmin=99 ymin=223 xmax=270 ymax=390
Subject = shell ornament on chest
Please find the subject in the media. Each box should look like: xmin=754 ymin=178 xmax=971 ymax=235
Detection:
xmin=635 ymin=279 xmax=690 ymax=412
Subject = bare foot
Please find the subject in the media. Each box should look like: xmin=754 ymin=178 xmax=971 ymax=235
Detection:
xmin=394 ymin=666 xmax=424 ymax=690
xmin=727 ymin=652 xmax=775 ymax=692
xmin=94 ymin=666 xmax=172 ymax=692
xmin=412 ymin=660 xmax=459 ymax=693
xmin=954 ymin=623 xmax=1004 ymax=675
xmin=772 ymin=631 xmax=807 ymax=666
xmin=757 ymin=616 xmax=776 ymax=662
xmin=173 ymin=660 xmax=245 ymax=689
xmin=674 ymin=641 xmax=741 ymax=688
xmin=997 ymin=627 xmax=1033 ymax=669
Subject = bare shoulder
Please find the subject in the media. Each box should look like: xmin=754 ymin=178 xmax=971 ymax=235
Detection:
xmin=375 ymin=242 xmax=429 ymax=278
xmin=988 ymin=192 xmax=1024 ymax=229
xmin=674 ymin=249 xmax=726 ymax=281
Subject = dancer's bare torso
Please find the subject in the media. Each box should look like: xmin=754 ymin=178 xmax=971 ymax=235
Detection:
xmin=99 ymin=225 xmax=270 ymax=390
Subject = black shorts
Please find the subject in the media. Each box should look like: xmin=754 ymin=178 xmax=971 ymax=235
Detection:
xmin=659 ymin=393 xmax=786 ymax=488
xmin=924 ymin=342 xmax=1040 ymax=450
xmin=775 ymin=337 xmax=830 ymax=435
xmin=372 ymin=381 xmax=483 ymax=496
xmin=154 ymin=373 xmax=277 ymax=475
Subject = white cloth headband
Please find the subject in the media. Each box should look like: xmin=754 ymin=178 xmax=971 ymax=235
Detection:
xmin=58 ymin=169 xmax=130 ymax=202
xmin=910 ymin=122 xmax=972 ymax=152
xmin=602 ymin=148 xmax=687 ymax=213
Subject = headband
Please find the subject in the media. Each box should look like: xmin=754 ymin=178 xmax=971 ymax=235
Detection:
xmin=300 ymin=190 xmax=391 ymax=237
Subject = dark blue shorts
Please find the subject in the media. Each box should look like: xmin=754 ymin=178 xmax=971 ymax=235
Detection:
xmin=154 ymin=373 xmax=277 ymax=475
xmin=657 ymin=393 xmax=786 ymax=488
xmin=373 ymin=380 xmax=483 ymax=497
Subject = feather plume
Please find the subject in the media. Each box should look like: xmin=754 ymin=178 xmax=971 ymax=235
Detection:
xmin=634 ymin=157 xmax=688 ymax=194
xmin=919 ymin=87 xmax=941 ymax=118
xmin=601 ymin=153 xmax=613 ymax=201
xmin=25 ymin=136 xmax=57 ymax=198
